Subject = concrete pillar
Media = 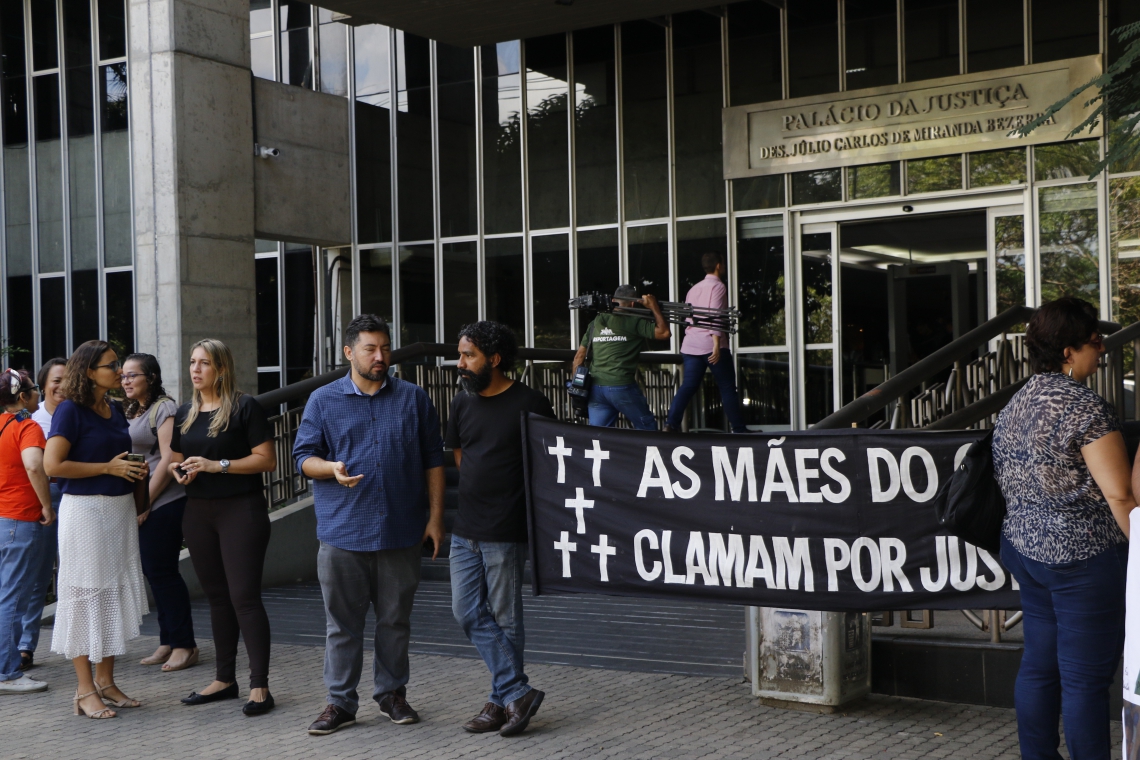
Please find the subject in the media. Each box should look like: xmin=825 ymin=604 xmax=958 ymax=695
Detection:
xmin=129 ymin=0 xmax=257 ymax=400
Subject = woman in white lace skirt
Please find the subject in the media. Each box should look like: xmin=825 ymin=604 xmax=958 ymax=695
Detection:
xmin=44 ymin=341 xmax=150 ymax=719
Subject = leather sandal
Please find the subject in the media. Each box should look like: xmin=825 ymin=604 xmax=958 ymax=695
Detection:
xmin=74 ymin=689 xmax=116 ymax=719
xmin=161 ymin=647 xmax=199 ymax=672
xmin=94 ymin=680 xmax=141 ymax=708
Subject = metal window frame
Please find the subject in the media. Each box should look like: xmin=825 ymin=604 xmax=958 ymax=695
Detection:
xmin=24 ymin=0 xmax=42 ymax=369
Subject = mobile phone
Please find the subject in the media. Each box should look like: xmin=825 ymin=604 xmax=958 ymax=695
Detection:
xmin=127 ymin=454 xmax=145 ymax=464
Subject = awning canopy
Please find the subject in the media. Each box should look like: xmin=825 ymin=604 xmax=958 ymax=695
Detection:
xmin=317 ymin=0 xmax=733 ymax=47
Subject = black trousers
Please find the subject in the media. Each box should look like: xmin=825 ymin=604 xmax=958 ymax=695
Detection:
xmin=183 ymin=492 xmax=272 ymax=689
xmin=138 ymin=497 xmax=196 ymax=649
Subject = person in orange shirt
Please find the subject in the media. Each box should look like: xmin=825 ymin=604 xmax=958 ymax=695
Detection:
xmin=0 ymin=368 xmax=55 ymax=694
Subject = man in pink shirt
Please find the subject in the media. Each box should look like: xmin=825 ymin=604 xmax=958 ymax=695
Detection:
xmin=665 ymin=252 xmax=747 ymax=433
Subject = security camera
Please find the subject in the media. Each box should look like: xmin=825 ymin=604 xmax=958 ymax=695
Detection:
xmin=902 ymin=205 xmax=914 ymax=212
xmin=255 ymin=144 xmax=281 ymax=159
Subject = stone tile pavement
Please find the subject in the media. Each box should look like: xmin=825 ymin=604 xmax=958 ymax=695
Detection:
xmin=0 ymin=632 xmax=1120 ymax=760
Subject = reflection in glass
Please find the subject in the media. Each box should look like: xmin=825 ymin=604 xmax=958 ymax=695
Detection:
xmin=256 ymin=257 xmax=280 ymax=367
xmin=532 ymin=234 xmax=570 ymax=348
xmin=319 ymin=22 xmax=348 ymax=96
xmin=41 ymin=277 xmax=67 ymax=360
xmin=399 ymin=244 xmax=436 ymax=344
xmin=787 ymin=0 xmax=839 ymax=98
xmin=1110 ymin=177 xmax=1140 ymax=328
xmin=966 ymin=0 xmax=1023 ymax=72
xmin=525 ymin=34 xmax=569 ymax=230
xmin=847 ymin=163 xmax=900 ymax=199
xmin=791 ymin=169 xmax=841 ymax=204
xmin=31 ymin=0 xmax=57 ymax=71
xmin=801 ymin=233 xmax=832 ymax=344
xmin=251 ymin=36 xmax=274 ymax=81
xmin=35 ymin=74 xmax=65 ymax=273
xmin=64 ymin=0 xmax=97 ymax=277
xmin=736 ymin=216 xmax=785 ymax=347
xmin=396 ymin=32 xmax=433 ymax=241
xmin=727 ymin=0 xmax=782 ymax=105
xmin=904 ymin=0 xmax=959 ymax=81
xmin=1109 ymin=0 xmax=1140 ymax=64
xmin=359 ymin=246 xmax=393 ymax=323
xmin=907 ymin=155 xmax=961 ymax=193
xmin=573 ymin=27 xmax=617 ymax=226
xmin=3 ymin=0 xmax=32 ymax=325
xmin=845 ymin=0 xmax=898 ymax=90
xmin=677 ymin=218 xmax=727 ymax=298
xmin=98 ymin=0 xmax=126 ymax=60
xmin=739 ymin=353 xmax=791 ymax=429
xmin=485 ymin=237 xmax=525 ymax=337
xmin=106 ymin=271 xmax=133 ymax=358
xmin=281 ymin=27 xmax=313 ymax=87
xmin=437 ymin=43 xmax=477 ymax=237
xmin=1034 ymin=140 xmax=1099 ymax=181
xmin=354 ymin=26 xmax=391 ymax=244
xmin=443 ymin=242 xmax=478 ymax=340
xmin=994 ymin=215 xmax=1026 ymax=315
xmin=72 ymin=268 xmax=99 ymax=347
xmin=804 ymin=349 xmax=834 ymax=425
xmin=733 ymin=175 xmax=785 ymax=210
xmin=673 ymin=11 xmax=724 ymax=217
xmin=969 ymin=148 xmax=1026 ymax=187
xmin=482 ymin=42 xmax=522 ymax=233
xmin=627 ymin=225 xmax=670 ymax=351
xmin=325 ymin=247 xmax=354 ymax=366
xmin=284 ymin=245 xmax=316 ymax=385
xmin=1039 ymin=183 xmax=1100 ymax=307
xmin=621 ymin=22 xmax=668 ymax=220
xmin=576 ymin=228 xmax=619 ymax=300
xmin=250 ymin=0 xmax=272 ymax=35
xmin=1032 ymin=0 xmax=1098 ymax=63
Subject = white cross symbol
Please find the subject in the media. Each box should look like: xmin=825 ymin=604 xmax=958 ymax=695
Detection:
xmin=554 ymin=531 xmax=577 ymax=577
xmin=591 ymin=534 xmax=617 ymax=582
xmin=583 ymin=439 xmax=610 ymax=487
xmin=547 ymin=436 xmax=572 ymax=484
xmin=565 ymin=488 xmax=594 ymax=534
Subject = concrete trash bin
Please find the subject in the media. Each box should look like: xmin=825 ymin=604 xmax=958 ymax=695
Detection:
xmin=745 ymin=607 xmax=871 ymax=711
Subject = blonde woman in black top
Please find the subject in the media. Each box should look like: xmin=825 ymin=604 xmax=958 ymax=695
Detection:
xmin=168 ymin=339 xmax=277 ymax=715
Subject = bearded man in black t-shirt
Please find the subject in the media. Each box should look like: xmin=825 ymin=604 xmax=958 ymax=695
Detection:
xmin=445 ymin=321 xmax=555 ymax=737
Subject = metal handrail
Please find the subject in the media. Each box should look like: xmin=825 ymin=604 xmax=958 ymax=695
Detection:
xmin=254 ymin=342 xmax=683 ymax=409
xmin=814 ymin=305 xmax=1120 ymax=430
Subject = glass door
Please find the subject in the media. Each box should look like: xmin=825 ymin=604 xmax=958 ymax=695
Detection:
xmin=987 ymin=207 xmax=1029 ymax=320
xmin=795 ymin=222 xmax=841 ymax=428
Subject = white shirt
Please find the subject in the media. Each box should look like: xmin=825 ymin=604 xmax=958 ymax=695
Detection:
xmin=31 ymin=405 xmax=52 ymax=439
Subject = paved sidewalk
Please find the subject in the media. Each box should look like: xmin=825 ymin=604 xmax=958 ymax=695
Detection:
xmin=2 ymin=633 xmax=1119 ymax=760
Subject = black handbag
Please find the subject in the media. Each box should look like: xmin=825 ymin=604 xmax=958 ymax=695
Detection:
xmin=567 ymin=322 xmax=595 ymax=419
xmin=934 ymin=430 xmax=1007 ymax=554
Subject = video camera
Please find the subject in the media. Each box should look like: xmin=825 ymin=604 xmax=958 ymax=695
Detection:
xmin=568 ymin=291 xmax=740 ymax=335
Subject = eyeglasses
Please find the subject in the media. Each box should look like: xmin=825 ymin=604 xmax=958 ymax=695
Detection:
xmin=1089 ymin=334 xmax=1104 ymax=350
xmin=121 ymin=373 xmax=145 ymax=381
xmin=93 ymin=360 xmax=121 ymax=371
xmin=27 ymin=385 xmax=40 ymax=394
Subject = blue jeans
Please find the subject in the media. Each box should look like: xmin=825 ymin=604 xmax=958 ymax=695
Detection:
xmin=588 ymin=383 xmax=657 ymax=431
xmin=0 ymin=518 xmax=43 ymax=681
xmin=18 ymin=481 xmax=60 ymax=654
xmin=1000 ymin=535 xmax=1127 ymax=760
xmin=450 ymin=536 xmax=531 ymax=707
xmin=666 ymin=351 xmax=747 ymax=432
xmin=138 ymin=497 xmax=196 ymax=649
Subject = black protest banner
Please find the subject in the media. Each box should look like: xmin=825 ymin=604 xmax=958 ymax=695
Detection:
xmin=523 ymin=415 xmax=1020 ymax=611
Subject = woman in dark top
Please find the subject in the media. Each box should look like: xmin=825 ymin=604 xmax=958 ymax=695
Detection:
xmin=993 ymin=298 xmax=1136 ymax=760
xmin=168 ymin=339 xmax=277 ymax=716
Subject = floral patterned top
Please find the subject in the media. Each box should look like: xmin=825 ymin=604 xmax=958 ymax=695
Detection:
xmin=993 ymin=372 xmax=1126 ymax=564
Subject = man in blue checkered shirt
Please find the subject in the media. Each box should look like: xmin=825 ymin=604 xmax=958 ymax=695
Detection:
xmin=292 ymin=314 xmax=445 ymax=736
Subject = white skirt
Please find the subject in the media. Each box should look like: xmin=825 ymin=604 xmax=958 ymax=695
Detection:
xmin=51 ymin=493 xmax=149 ymax=661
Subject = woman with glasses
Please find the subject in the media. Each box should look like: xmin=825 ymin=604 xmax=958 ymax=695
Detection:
xmin=0 ymin=368 xmax=55 ymax=695
xmin=17 ymin=357 xmax=65 ymax=671
xmin=993 ymin=297 xmax=1135 ymax=759
xmin=44 ymin=341 xmax=150 ymax=719
xmin=122 ymin=353 xmax=197 ymax=672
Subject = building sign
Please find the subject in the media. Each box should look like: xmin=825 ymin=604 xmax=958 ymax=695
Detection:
xmin=723 ymin=56 xmax=1102 ymax=178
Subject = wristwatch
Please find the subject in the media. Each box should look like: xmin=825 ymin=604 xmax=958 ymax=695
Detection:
xmin=220 ymin=459 xmax=230 ymax=474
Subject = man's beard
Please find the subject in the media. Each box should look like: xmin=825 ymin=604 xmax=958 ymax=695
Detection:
xmin=458 ymin=363 xmax=493 ymax=395
xmin=353 ymin=357 xmax=387 ymax=382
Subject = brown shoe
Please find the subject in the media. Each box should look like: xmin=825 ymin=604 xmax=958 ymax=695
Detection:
xmin=377 ymin=690 xmax=419 ymax=724
xmin=462 ymin=702 xmax=506 ymax=733
xmin=308 ymin=703 xmax=356 ymax=735
xmin=499 ymin=689 xmax=544 ymax=736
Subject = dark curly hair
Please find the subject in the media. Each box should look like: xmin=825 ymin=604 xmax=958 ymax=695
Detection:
xmin=63 ymin=340 xmax=114 ymax=408
xmin=121 ymin=353 xmax=170 ymax=419
xmin=1026 ymin=297 xmax=1100 ymax=374
xmin=457 ymin=321 xmax=518 ymax=370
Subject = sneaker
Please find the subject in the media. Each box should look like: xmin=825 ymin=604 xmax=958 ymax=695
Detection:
xmin=377 ymin=691 xmax=419 ymax=724
xmin=308 ymin=703 xmax=356 ymax=735
xmin=0 ymin=674 xmax=47 ymax=694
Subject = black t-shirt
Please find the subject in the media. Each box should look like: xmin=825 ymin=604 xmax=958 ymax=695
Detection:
xmin=171 ymin=394 xmax=273 ymax=499
xmin=444 ymin=382 xmax=555 ymax=543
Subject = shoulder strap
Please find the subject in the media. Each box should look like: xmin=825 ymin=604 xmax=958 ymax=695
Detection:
xmin=584 ymin=320 xmax=597 ymax=366
xmin=0 ymin=414 xmax=20 ymax=444
xmin=147 ymin=396 xmax=174 ymax=455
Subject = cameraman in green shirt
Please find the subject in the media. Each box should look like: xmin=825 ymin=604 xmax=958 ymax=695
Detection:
xmin=571 ymin=284 xmax=671 ymax=430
